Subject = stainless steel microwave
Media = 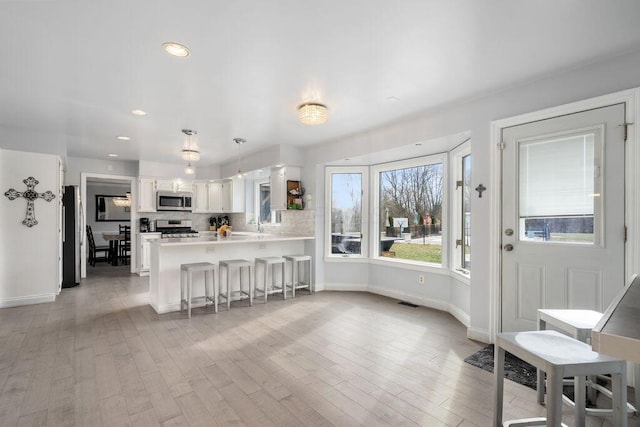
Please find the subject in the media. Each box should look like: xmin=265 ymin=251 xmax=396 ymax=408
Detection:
xmin=156 ymin=191 xmax=193 ymax=211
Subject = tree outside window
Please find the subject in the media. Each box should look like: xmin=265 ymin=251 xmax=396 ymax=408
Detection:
xmin=379 ymin=162 xmax=444 ymax=264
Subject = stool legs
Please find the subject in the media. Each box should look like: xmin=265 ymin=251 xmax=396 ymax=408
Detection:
xmin=493 ymin=345 xmax=505 ymax=427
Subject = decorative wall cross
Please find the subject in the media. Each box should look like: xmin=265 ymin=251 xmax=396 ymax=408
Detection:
xmin=4 ymin=177 xmax=56 ymax=227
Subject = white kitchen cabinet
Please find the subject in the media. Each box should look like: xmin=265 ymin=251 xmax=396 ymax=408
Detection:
xmin=229 ymin=176 xmax=245 ymax=213
xmin=207 ymin=181 xmax=223 ymax=212
xmin=206 ymin=179 xmax=243 ymax=213
xmin=138 ymin=178 xmax=156 ymax=212
xmin=156 ymin=178 xmax=192 ymax=192
xmin=270 ymin=166 xmax=300 ymax=210
xmin=139 ymin=232 xmax=162 ymax=275
xmin=192 ymin=181 xmax=209 ymax=213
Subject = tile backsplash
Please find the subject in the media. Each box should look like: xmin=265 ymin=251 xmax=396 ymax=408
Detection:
xmin=137 ymin=210 xmax=315 ymax=236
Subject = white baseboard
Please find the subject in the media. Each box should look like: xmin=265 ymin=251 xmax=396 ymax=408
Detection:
xmin=151 ymin=302 xmax=181 ymax=314
xmin=467 ymin=327 xmax=491 ymax=344
xmin=0 ymin=293 xmax=56 ymax=308
xmin=368 ymin=285 xmax=449 ymax=312
xmin=321 ymin=282 xmax=369 ymax=292
xmin=448 ymin=304 xmax=470 ymax=328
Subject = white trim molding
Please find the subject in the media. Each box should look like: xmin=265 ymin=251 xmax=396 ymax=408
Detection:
xmin=0 ymin=293 xmax=56 ymax=308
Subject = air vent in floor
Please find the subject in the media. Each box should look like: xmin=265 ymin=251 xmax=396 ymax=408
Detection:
xmin=398 ymin=301 xmax=418 ymax=308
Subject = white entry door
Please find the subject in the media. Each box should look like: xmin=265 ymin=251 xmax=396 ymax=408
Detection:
xmin=501 ymin=103 xmax=626 ymax=332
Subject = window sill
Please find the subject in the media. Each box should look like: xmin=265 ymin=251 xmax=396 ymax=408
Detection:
xmin=369 ymin=257 xmax=449 ymax=275
xmin=324 ymin=255 xmax=370 ymax=264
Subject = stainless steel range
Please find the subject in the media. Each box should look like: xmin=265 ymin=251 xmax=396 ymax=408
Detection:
xmin=156 ymin=219 xmax=199 ymax=238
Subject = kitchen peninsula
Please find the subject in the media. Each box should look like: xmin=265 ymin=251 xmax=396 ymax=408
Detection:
xmin=149 ymin=233 xmax=314 ymax=313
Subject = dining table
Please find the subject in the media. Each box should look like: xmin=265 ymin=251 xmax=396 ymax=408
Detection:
xmin=102 ymin=232 xmax=124 ymax=266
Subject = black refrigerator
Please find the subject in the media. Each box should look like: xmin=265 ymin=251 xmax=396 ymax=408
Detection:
xmin=62 ymin=185 xmax=81 ymax=288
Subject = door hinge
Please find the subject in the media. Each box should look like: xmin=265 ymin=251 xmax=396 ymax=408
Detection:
xmin=455 ymin=239 xmax=463 ymax=247
xmin=619 ymin=122 xmax=633 ymax=142
xmin=456 ymin=180 xmax=463 ymax=189
xmin=497 ymin=142 xmax=505 ymax=150
xmin=624 ymin=225 xmax=627 ymax=242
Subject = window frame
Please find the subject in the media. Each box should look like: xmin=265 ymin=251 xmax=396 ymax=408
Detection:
xmin=450 ymin=141 xmax=471 ymax=277
xmin=253 ymin=179 xmax=280 ymax=225
xmin=370 ymin=153 xmax=448 ymax=269
xmin=324 ymin=166 xmax=369 ymax=260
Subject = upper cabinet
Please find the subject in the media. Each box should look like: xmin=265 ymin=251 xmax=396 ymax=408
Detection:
xmin=207 ymin=178 xmax=244 ymax=213
xmin=270 ymin=166 xmax=300 ymax=210
xmin=138 ymin=178 xmax=156 ymax=212
xmin=192 ymin=181 xmax=209 ymax=213
xmin=138 ymin=176 xmax=245 ymax=213
xmin=156 ymin=178 xmax=192 ymax=193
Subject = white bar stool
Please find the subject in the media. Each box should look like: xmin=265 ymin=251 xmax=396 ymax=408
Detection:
xmin=284 ymin=255 xmax=313 ymax=297
xmin=537 ymin=309 xmax=639 ymax=416
xmin=494 ymin=330 xmax=627 ymax=427
xmin=180 ymin=262 xmax=217 ymax=319
xmin=218 ymin=259 xmax=253 ymax=310
xmin=254 ymin=256 xmax=286 ymax=303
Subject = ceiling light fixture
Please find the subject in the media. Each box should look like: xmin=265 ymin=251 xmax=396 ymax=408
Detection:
xmin=116 ymin=136 xmax=131 ymax=141
xmin=184 ymin=163 xmax=195 ymax=175
xmin=112 ymin=192 xmax=131 ymax=208
xmin=162 ymin=42 xmax=190 ymax=57
xmin=131 ymin=109 xmax=147 ymax=116
xmin=234 ymin=138 xmax=246 ymax=179
xmin=298 ymin=102 xmax=328 ymax=125
xmin=181 ymin=129 xmax=200 ymax=162
xmin=108 ymin=153 xmax=118 ymax=157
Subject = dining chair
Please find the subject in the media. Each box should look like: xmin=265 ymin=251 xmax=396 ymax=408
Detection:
xmin=86 ymin=225 xmax=110 ymax=266
xmin=118 ymin=224 xmax=131 ymax=265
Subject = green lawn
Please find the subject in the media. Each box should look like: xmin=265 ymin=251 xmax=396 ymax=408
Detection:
xmin=387 ymin=243 xmax=442 ymax=263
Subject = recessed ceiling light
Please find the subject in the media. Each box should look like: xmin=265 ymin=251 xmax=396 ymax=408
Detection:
xmin=131 ymin=109 xmax=147 ymax=116
xmin=108 ymin=153 xmax=119 ymax=157
xmin=116 ymin=136 xmax=131 ymax=141
xmin=162 ymin=42 xmax=190 ymax=57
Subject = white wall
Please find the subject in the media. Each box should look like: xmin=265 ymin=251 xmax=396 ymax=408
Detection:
xmin=307 ymin=49 xmax=640 ymax=341
xmin=66 ymin=156 xmax=138 ymax=186
xmin=0 ymin=149 xmax=60 ymax=307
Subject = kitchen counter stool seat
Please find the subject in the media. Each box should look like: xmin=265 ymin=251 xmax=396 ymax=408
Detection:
xmin=255 ymin=256 xmax=286 ymax=303
xmin=180 ymin=262 xmax=217 ymax=319
xmin=494 ymin=330 xmax=627 ymax=427
xmin=284 ymin=255 xmax=313 ymax=297
xmin=219 ymin=259 xmax=253 ymax=310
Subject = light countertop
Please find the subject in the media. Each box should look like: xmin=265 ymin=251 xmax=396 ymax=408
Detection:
xmin=150 ymin=233 xmax=314 ymax=246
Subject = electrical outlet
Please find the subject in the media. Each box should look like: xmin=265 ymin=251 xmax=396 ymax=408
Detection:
xmin=418 ymin=275 xmax=425 ymax=284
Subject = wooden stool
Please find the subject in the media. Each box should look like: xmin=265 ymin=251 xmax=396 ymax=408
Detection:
xmin=254 ymin=257 xmax=286 ymax=303
xmin=219 ymin=259 xmax=253 ymax=310
xmin=494 ymin=330 xmax=627 ymax=427
xmin=180 ymin=262 xmax=217 ymax=319
xmin=284 ymin=255 xmax=313 ymax=297
xmin=537 ymin=309 xmax=639 ymax=416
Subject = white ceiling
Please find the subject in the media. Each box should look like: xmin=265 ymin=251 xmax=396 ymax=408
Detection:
xmin=2 ymin=1 xmax=640 ymax=167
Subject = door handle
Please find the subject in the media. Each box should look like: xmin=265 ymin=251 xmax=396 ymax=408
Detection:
xmin=504 ymin=244 xmax=514 ymax=252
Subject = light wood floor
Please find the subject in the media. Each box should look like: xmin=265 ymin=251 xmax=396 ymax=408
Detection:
xmin=0 ymin=266 xmax=635 ymax=426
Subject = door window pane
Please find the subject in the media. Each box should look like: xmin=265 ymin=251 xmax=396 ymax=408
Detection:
xmin=518 ymin=132 xmax=599 ymax=244
xmin=379 ymin=162 xmax=443 ymax=264
xmin=331 ymin=173 xmax=363 ymax=255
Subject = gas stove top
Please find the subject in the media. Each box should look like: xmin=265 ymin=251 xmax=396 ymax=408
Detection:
xmin=156 ymin=219 xmax=199 ymax=238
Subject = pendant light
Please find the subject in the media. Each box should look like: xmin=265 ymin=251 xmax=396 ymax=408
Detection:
xmin=181 ymin=129 xmax=200 ymax=162
xmin=234 ymin=138 xmax=246 ymax=178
